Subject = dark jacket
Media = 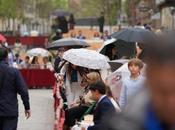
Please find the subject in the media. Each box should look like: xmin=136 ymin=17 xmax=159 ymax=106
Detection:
xmin=88 ymin=96 xmax=115 ymax=130
xmin=0 ymin=61 xmax=30 ymax=117
xmin=54 ymin=56 xmax=62 ymax=73
xmin=52 ymin=35 xmax=62 ymax=41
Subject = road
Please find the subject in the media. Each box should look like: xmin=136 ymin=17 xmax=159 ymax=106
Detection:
xmin=18 ymin=89 xmax=55 ymax=130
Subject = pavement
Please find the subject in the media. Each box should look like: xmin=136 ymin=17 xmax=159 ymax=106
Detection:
xmin=18 ymin=89 xmax=55 ymax=130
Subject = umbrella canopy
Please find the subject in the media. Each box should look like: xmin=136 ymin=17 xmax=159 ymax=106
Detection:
xmin=108 ymin=59 xmax=129 ymax=72
xmin=99 ymin=38 xmax=136 ymax=59
xmin=111 ymin=27 xmax=155 ymax=43
xmin=0 ymin=34 xmax=6 ymax=42
xmin=47 ymin=38 xmax=90 ymax=50
xmin=63 ymin=48 xmax=110 ymax=69
xmin=27 ymin=48 xmax=51 ymax=57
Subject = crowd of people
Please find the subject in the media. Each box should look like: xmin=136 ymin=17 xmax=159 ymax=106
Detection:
xmin=7 ymin=52 xmax=54 ymax=71
xmin=51 ymin=11 xmax=110 ymax=42
xmin=58 ymin=58 xmax=145 ymax=130
xmin=52 ymin=28 xmax=111 ymax=41
xmin=52 ymin=29 xmax=175 ymax=130
xmin=1 ymin=18 xmax=175 ymax=130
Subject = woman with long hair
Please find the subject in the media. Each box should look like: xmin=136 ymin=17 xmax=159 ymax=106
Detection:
xmin=60 ymin=63 xmax=88 ymax=108
xmin=31 ymin=56 xmax=40 ymax=68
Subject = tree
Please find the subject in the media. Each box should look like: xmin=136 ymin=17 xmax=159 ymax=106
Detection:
xmin=124 ymin=0 xmax=141 ymax=25
xmin=0 ymin=0 xmax=69 ymax=33
xmin=51 ymin=0 xmax=68 ymax=10
xmin=0 ymin=0 xmax=18 ymax=32
xmin=77 ymin=0 xmax=119 ymax=26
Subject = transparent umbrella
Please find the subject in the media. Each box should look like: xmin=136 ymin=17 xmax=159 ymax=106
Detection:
xmin=27 ymin=48 xmax=51 ymax=57
xmin=63 ymin=48 xmax=110 ymax=70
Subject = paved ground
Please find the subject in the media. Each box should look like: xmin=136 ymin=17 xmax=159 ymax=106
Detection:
xmin=18 ymin=89 xmax=55 ymax=130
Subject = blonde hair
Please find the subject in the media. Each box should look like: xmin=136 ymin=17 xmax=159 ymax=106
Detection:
xmin=86 ymin=72 xmax=102 ymax=84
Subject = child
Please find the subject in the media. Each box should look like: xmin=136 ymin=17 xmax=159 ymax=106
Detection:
xmin=119 ymin=58 xmax=145 ymax=109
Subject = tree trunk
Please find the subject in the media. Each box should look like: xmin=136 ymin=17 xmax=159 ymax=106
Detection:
xmin=2 ymin=18 xmax=5 ymax=31
xmin=131 ymin=0 xmax=137 ymax=26
xmin=43 ymin=18 xmax=45 ymax=35
xmin=12 ymin=18 xmax=16 ymax=36
xmin=118 ymin=0 xmax=122 ymax=30
xmin=6 ymin=18 xmax=10 ymax=32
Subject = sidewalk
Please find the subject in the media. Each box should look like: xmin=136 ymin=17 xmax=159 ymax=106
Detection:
xmin=18 ymin=89 xmax=54 ymax=130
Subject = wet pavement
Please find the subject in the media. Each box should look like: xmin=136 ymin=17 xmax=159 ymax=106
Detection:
xmin=18 ymin=89 xmax=54 ymax=130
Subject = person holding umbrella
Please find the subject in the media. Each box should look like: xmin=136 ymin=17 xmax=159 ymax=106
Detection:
xmin=60 ymin=62 xmax=89 ymax=108
xmin=60 ymin=48 xmax=110 ymax=108
xmin=105 ymin=44 xmax=119 ymax=60
xmin=54 ymin=47 xmax=68 ymax=73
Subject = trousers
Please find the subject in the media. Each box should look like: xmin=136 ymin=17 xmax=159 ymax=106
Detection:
xmin=64 ymin=105 xmax=89 ymax=127
xmin=0 ymin=116 xmax=18 ymax=130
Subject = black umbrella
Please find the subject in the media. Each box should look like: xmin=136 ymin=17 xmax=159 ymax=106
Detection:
xmin=99 ymin=39 xmax=136 ymax=60
xmin=111 ymin=27 xmax=155 ymax=43
xmin=108 ymin=59 xmax=129 ymax=72
xmin=47 ymin=38 xmax=90 ymax=50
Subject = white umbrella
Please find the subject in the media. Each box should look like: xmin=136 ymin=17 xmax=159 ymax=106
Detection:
xmin=27 ymin=48 xmax=51 ymax=57
xmin=63 ymin=48 xmax=110 ymax=69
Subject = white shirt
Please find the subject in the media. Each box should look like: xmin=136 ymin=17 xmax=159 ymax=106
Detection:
xmin=119 ymin=75 xmax=145 ymax=109
xmin=98 ymin=95 xmax=106 ymax=104
xmin=110 ymin=98 xmax=121 ymax=112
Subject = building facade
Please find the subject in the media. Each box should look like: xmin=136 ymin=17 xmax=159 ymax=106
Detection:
xmin=157 ymin=0 xmax=175 ymax=29
xmin=136 ymin=0 xmax=156 ymax=25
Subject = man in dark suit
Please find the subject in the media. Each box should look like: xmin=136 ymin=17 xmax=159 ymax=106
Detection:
xmin=84 ymin=81 xmax=115 ymax=130
xmin=0 ymin=47 xmax=31 ymax=130
xmin=98 ymin=12 xmax=105 ymax=34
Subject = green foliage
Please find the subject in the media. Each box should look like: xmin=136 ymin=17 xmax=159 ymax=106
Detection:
xmin=124 ymin=0 xmax=141 ymax=18
xmin=77 ymin=0 xmax=120 ymax=25
xmin=0 ymin=0 xmax=17 ymax=18
xmin=51 ymin=0 xmax=68 ymax=9
xmin=0 ymin=0 xmax=68 ymax=19
xmin=34 ymin=0 xmax=68 ymax=18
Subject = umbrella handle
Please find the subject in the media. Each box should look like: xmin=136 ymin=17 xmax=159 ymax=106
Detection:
xmin=58 ymin=60 xmax=67 ymax=70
